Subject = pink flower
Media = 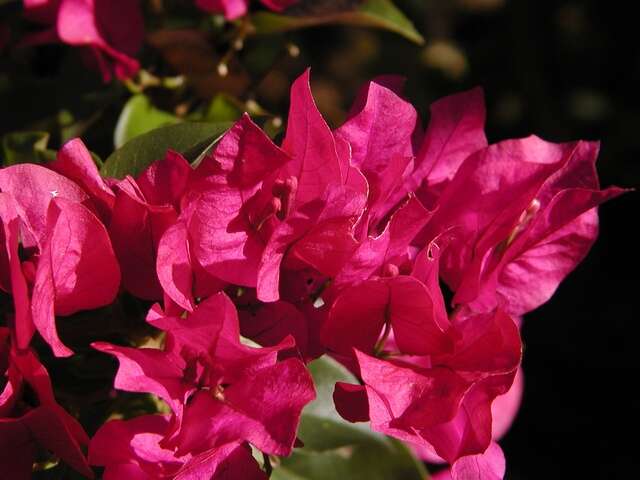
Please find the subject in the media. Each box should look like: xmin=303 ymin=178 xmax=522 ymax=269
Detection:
xmin=253 ymin=69 xmax=368 ymax=301
xmin=161 ymin=70 xmax=367 ymax=356
xmin=0 ymin=328 xmax=93 ymax=479
xmin=336 ymin=79 xmax=486 ymax=234
xmin=90 ymin=415 xmax=266 ymax=480
xmin=184 ymin=114 xmax=292 ymax=292
xmin=92 ymin=292 xmax=315 ymax=459
xmin=22 ymin=0 xmax=143 ymax=81
xmin=0 ymin=162 xmax=120 ymax=356
xmin=323 ymin=244 xmax=521 ymax=471
xmin=421 ymin=136 xmax=625 ymax=317
xmin=109 ymin=176 xmax=178 ymax=300
xmin=195 ymin=0 xmax=297 ymax=20
xmin=181 ymin=71 xmax=367 ymax=306
xmin=335 ymin=76 xmax=422 ymax=232
xmin=108 ymin=150 xmax=199 ymax=301
xmin=48 ymin=138 xmax=116 ymax=222
xmin=431 ymin=442 xmax=506 ymax=480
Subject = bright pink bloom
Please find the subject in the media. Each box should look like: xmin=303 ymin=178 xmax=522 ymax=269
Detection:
xmin=237 ymin=295 xmax=310 ymax=358
xmin=0 ymin=163 xmax=120 ymax=356
xmin=185 ymin=114 xmax=291 ymax=290
xmin=108 ymin=151 xmax=192 ymax=301
xmin=22 ymin=0 xmax=143 ymax=81
xmin=196 ymin=0 xmax=297 ymax=20
xmin=330 ymin=305 xmax=520 ymax=467
xmin=431 ymin=442 xmax=506 ymax=480
xmin=49 ymin=138 xmax=115 ymax=221
xmin=235 ymin=282 xmax=327 ymax=361
xmin=0 ymin=328 xmax=93 ymax=479
xmin=321 ymin=275 xmax=452 ymax=359
xmin=323 ymin=244 xmax=521 ymax=471
xmin=412 ymin=365 xmax=524 ymax=466
xmin=93 ymin=292 xmax=315 ymax=458
xmin=328 ymin=194 xmax=432 ymax=295
xmin=90 ymin=415 xmax=266 ymax=480
xmin=409 ymin=87 xmax=487 ymax=209
xmin=421 ymin=137 xmax=625 ymax=316
xmin=337 ymin=80 xmax=486 ymax=232
xmin=255 ymin=69 xmax=368 ymax=301
xmin=109 ymin=177 xmax=175 ymax=300
xmin=181 ymin=71 xmax=367 ymax=307
xmin=491 ymin=366 xmax=523 ymax=440
xmin=335 ymin=76 xmax=421 ymax=231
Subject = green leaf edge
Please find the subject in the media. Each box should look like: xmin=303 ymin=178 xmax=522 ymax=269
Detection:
xmin=101 ymin=121 xmax=232 ymax=179
xmin=250 ymin=0 xmax=425 ymax=45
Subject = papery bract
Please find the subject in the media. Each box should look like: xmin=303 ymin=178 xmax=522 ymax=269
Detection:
xmin=431 ymin=442 xmax=506 ymax=480
xmin=195 ymin=0 xmax=297 ymax=20
xmin=94 ymin=292 xmax=315 ymax=459
xmin=90 ymin=415 xmax=267 ymax=480
xmin=186 ymin=114 xmax=291 ymax=289
xmin=22 ymin=0 xmax=143 ymax=81
xmin=0 ymin=329 xmax=93 ymax=479
xmin=322 ymin=275 xmax=452 ymax=358
xmin=0 ymin=164 xmax=120 ymax=356
xmin=329 ymin=194 xmax=432 ymax=293
xmin=410 ymin=87 xmax=487 ymax=208
xmin=0 ymin=163 xmax=88 ymax=245
xmin=109 ymin=176 xmax=177 ymax=300
xmin=325 ymin=243 xmax=521 ymax=471
xmin=182 ymin=71 xmax=367 ymax=308
xmin=335 ymin=76 xmax=420 ymax=229
xmin=256 ymin=69 xmax=368 ymax=302
xmin=421 ymin=136 xmax=625 ymax=316
xmin=49 ymin=138 xmax=115 ymax=221
xmin=31 ymin=196 xmax=120 ymax=356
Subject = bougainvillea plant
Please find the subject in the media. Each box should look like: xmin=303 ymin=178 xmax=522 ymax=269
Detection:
xmin=0 ymin=1 xmax=625 ymax=479
xmin=0 ymin=68 xmax=623 ymax=479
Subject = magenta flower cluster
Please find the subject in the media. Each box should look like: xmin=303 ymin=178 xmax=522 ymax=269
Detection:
xmin=0 ymin=70 xmax=622 ymax=479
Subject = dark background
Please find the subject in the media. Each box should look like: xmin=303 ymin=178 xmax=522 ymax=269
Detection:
xmin=1 ymin=0 xmax=638 ymax=478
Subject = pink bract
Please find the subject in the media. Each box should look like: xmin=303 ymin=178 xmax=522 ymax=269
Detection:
xmin=22 ymin=0 xmax=143 ymax=81
xmin=0 ymin=328 xmax=93 ymax=478
xmin=0 ymin=162 xmax=120 ymax=356
xmin=93 ymin=292 xmax=316 ymax=460
xmin=196 ymin=0 xmax=297 ymax=20
xmin=90 ymin=415 xmax=267 ymax=480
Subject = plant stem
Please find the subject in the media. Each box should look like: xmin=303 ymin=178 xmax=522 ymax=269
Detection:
xmin=263 ymin=452 xmax=273 ymax=477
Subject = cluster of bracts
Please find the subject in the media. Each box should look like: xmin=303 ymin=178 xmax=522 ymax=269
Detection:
xmin=0 ymin=69 xmax=622 ymax=479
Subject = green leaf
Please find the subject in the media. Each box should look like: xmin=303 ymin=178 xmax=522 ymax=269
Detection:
xmin=201 ymin=94 xmax=244 ymax=123
xmin=114 ymin=94 xmax=180 ymax=149
xmin=272 ymin=356 xmax=429 ymax=480
xmin=1 ymin=131 xmax=56 ymax=166
xmin=250 ymin=0 xmax=424 ymax=45
xmin=101 ymin=122 xmax=231 ymax=179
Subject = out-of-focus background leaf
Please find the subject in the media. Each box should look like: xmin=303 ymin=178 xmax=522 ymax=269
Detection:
xmin=113 ymin=94 xmax=180 ymax=149
xmin=250 ymin=0 xmax=424 ymax=45
xmin=1 ymin=130 xmax=54 ymax=165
